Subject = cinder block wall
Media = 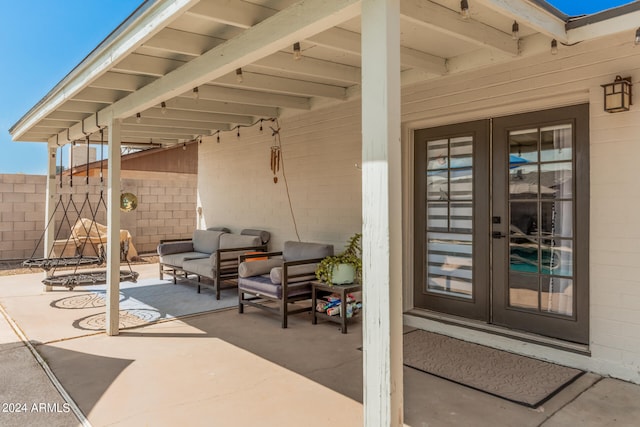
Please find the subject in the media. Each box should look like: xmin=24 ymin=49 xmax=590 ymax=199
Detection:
xmin=0 ymin=172 xmax=196 ymax=260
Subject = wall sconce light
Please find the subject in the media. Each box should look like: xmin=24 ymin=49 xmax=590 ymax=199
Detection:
xmin=601 ymin=75 xmax=632 ymax=113
xmin=550 ymin=39 xmax=558 ymax=55
xmin=236 ymin=68 xmax=244 ymax=83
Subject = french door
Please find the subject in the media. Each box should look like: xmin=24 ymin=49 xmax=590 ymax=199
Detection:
xmin=414 ymin=105 xmax=589 ymax=344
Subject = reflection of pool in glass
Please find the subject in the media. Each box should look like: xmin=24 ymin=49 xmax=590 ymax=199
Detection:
xmin=509 ymin=241 xmax=572 ymax=276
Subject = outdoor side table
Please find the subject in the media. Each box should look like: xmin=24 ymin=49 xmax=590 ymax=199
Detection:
xmin=311 ymin=280 xmax=362 ymax=334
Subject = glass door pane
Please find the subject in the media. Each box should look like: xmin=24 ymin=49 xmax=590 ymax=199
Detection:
xmin=492 ymin=104 xmax=589 ymax=344
xmin=414 ymin=120 xmax=490 ymax=322
xmin=508 ymin=124 xmax=574 ymax=317
xmin=426 ymin=136 xmax=473 ymax=299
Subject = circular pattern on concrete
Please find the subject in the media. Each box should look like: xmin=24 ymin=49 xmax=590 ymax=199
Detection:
xmin=72 ymin=309 xmax=161 ymax=330
xmin=50 ymin=293 xmax=126 ymax=310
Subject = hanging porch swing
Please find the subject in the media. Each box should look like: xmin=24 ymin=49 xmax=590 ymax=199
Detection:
xmin=23 ymin=129 xmax=139 ymax=289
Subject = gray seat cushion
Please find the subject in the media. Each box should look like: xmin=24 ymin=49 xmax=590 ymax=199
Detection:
xmin=182 ymin=257 xmax=213 ymax=278
xmin=160 ymin=252 xmax=208 ymax=268
xmin=238 ymin=275 xmax=312 ymax=299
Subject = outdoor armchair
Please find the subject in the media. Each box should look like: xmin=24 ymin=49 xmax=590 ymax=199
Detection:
xmin=237 ymin=241 xmax=333 ymax=328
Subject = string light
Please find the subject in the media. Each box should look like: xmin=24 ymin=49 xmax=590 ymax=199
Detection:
xmin=511 ymin=21 xmax=519 ymax=40
xmin=136 ymin=113 xmax=141 ymax=123
xmin=208 ymin=118 xmax=277 ymax=145
xmin=293 ymin=42 xmax=301 ymax=60
xmin=551 ymin=39 xmax=558 ymax=55
xmin=236 ymin=68 xmax=244 ymax=83
xmin=192 ymin=87 xmax=199 ymax=99
xmin=460 ymin=0 xmax=470 ymax=20
xmin=161 ymin=102 xmax=167 ymax=115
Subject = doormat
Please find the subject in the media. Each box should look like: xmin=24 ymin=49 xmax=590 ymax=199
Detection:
xmin=403 ymin=330 xmax=584 ymax=407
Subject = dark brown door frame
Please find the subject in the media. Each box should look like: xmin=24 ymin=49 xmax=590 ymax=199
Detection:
xmin=413 ymin=120 xmax=490 ymax=321
xmin=491 ymin=104 xmax=590 ymax=344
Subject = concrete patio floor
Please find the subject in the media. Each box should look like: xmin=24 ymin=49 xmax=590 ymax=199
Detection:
xmin=1 ymin=263 xmax=639 ymax=426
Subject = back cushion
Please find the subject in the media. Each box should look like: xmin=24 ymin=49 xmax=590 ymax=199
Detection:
xmin=240 ymin=229 xmax=271 ymax=244
xmin=283 ymin=241 xmax=334 ymax=262
xmin=192 ymin=230 xmax=225 ymax=253
xmin=220 ymin=233 xmax=261 ymax=249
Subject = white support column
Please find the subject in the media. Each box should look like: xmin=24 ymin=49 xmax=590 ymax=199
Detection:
xmin=43 ymin=145 xmax=58 ymax=292
xmin=106 ymin=116 xmax=122 ymax=336
xmin=361 ymin=0 xmax=403 ymax=426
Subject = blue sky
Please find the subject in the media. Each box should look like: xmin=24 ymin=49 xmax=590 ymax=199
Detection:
xmin=0 ymin=0 xmax=633 ymax=175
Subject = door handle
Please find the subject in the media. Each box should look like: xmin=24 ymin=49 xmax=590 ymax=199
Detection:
xmin=492 ymin=231 xmax=506 ymax=239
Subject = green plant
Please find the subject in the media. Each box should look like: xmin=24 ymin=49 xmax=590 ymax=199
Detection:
xmin=315 ymin=233 xmax=362 ymax=285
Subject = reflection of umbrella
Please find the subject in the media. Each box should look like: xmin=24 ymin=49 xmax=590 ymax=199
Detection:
xmin=509 ymin=154 xmax=528 ymax=168
xmin=509 ymin=182 xmax=555 ymax=195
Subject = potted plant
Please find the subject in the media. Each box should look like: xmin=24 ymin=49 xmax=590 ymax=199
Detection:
xmin=315 ymin=233 xmax=362 ymax=285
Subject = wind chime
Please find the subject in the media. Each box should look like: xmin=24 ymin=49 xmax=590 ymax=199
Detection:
xmin=269 ymin=123 xmax=281 ymax=183
xmin=270 ymin=146 xmax=280 ymax=183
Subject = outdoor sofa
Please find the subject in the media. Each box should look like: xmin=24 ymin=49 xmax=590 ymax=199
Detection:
xmin=157 ymin=228 xmax=269 ymax=299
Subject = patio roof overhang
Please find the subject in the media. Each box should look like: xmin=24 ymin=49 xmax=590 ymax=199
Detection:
xmin=9 ymin=0 xmax=640 ymax=149
xmin=8 ymin=1 xmax=640 ymax=425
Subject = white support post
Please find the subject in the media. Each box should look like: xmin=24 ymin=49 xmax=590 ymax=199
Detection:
xmin=106 ymin=116 xmax=122 ymax=336
xmin=361 ymin=0 xmax=404 ymax=426
xmin=43 ymin=145 xmax=58 ymax=292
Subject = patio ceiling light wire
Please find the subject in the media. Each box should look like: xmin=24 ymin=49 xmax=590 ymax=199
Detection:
xmin=210 ymin=117 xmax=276 ymax=143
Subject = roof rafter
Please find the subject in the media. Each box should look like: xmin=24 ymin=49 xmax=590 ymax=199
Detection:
xmin=55 ymin=0 xmax=361 ymax=144
xmin=213 ymin=70 xmax=347 ymax=99
xmin=474 ymin=0 xmax=567 ymax=43
xmin=308 ymin=26 xmax=447 ymax=74
xmin=122 ymin=116 xmax=231 ymax=131
xmin=193 ymin=85 xmax=310 ymax=110
xmin=400 ymin=0 xmax=518 ymax=56
xmin=141 ymin=107 xmax=254 ymax=125
xmin=247 ymin=51 xmax=361 ymax=84
xmin=167 ymin=97 xmax=278 ymax=117
xmin=186 ymin=0 xmax=276 ymax=28
xmin=143 ymin=27 xmax=225 ymax=56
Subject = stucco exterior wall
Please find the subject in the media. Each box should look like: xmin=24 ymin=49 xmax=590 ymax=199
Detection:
xmin=197 ymin=107 xmax=363 ymax=252
xmin=197 ymin=32 xmax=640 ymax=382
xmin=0 ymin=172 xmax=196 ymax=259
